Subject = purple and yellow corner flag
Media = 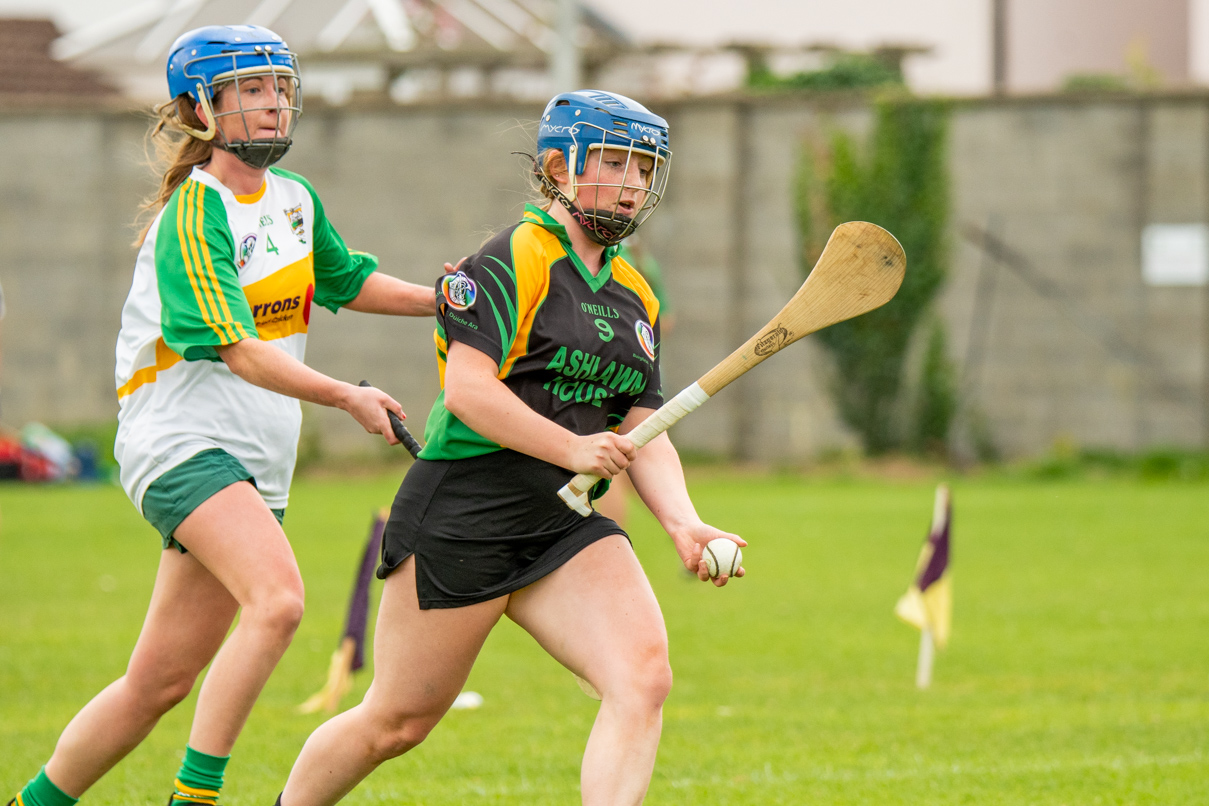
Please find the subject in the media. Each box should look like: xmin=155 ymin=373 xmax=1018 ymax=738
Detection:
xmin=894 ymin=484 xmax=952 ymax=648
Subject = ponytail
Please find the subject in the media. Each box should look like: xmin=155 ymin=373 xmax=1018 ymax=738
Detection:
xmin=133 ymin=95 xmax=215 ymax=246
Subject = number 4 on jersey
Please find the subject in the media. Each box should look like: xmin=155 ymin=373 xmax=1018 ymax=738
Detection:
xmin=266 ymin=234 xmax=279 ymax=255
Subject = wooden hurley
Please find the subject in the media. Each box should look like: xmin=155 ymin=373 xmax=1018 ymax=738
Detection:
xmin=558 ymin=221 xmax=907 ymax=515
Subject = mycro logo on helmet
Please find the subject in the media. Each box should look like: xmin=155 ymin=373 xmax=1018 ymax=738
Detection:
xmin=540 ymin=123 xmax=580 ymax=136
xmin=629 ymin=122 xmax=662 ymax=138
xmin=442 ymin=271 xmax=477 ymax=311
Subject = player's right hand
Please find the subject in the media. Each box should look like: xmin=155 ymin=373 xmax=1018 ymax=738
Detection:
xmin=343 ymin=383 xmax=405 ymax=445
xmin=567 ymin=431 xmax=636 ymax=479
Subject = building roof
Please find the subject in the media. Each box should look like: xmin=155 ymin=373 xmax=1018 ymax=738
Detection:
xmin=0 ymin=18 xmax=116 ymax=99
xmin=44 ymin=0 xmax=629 ymax=102
xmin=52 ymin=0 xmax=628 ymax=66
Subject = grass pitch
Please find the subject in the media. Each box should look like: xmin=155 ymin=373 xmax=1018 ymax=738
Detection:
xmin=2 ymin=470 xmax=1206 ymax=804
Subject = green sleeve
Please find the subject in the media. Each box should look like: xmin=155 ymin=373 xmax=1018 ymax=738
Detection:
xmin=156 ymin=179 xmax=258 ymax=361
xmin=271 ymin=168 xmax=377 ymax=313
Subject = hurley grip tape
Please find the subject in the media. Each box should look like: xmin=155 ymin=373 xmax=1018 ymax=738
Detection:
xmin=359 ymin=380 xmax=422 ymax=459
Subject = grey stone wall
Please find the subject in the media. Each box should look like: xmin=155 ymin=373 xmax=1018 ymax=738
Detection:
xmin=942 ymin=96 xmax=1209 ymax=457
xmin=2 ymin=92 xmax=1207 ymax=460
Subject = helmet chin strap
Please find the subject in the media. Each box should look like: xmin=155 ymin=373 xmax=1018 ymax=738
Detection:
xmin=557 ymin=192 xmax=625 ymax=247
xmin=534 ymin=162 xmax=630 ymax=247
xmin=520 ymin=152 xmax=636 ymax=248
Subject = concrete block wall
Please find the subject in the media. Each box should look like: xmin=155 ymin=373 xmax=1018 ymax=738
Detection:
xmin=2 ymin=92 xmax=1207 ymax=460
xmin=942 ymin=96 xmax=1209 ymax=456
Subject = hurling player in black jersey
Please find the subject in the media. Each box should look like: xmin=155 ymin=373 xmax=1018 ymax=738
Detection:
xmin=272 ymin=90 xmax=745 ymax=806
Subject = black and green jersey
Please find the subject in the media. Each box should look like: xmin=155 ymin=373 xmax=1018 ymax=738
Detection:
xmin=421 ymin=204 xmax=663 ymax=461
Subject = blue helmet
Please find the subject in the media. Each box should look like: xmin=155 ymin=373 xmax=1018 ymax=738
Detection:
xmin=535 ymin=90 xmax=672 ymax=246
xmin=165 ymin=25 xmax=301 ymax=169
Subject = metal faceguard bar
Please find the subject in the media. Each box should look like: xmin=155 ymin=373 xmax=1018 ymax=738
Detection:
xmin=177 ymin=53 xmax=302 ymax=146
xmin=569 ymin=123 xmax=671 ymax=239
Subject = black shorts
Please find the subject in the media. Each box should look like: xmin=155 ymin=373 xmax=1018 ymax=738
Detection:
xmin=377 ymin=449 xmax=627 ymax=609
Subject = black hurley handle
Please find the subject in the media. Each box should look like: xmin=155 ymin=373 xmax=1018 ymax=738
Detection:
xmin=359 ymin=380 xmax=422 ymax=459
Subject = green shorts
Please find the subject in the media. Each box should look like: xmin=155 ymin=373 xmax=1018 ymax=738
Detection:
xmin=142 ymin=448 xmax=285 ymax=553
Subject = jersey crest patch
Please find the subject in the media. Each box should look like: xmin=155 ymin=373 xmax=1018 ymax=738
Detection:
xmin=284 ymin=204 xmax=306 ymax=243
xmin=442 ymin=271 xmax=477 ymax=311
xmin=635 ymin=320 xmax=656 ymax=360
xmin=238 ymin=234 xmax=257 ymax=268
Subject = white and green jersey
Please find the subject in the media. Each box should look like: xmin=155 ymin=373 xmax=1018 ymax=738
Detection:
xmin=115 ymin=165 xmax=376 ymax=512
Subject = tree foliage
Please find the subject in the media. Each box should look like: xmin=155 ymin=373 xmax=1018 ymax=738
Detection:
xmin=914 ymin=319 xmax=958 ymax=455
xmin=749 ymin=52 xmax=904 ymax=92
xmin=796 ymin=98 xmax=951 ymax=453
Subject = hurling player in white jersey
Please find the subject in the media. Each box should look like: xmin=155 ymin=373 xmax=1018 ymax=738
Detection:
xmin=7 ymin=25 xmax=456 ymax=806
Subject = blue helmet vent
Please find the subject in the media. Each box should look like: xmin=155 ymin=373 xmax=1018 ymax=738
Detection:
xmin=586 ymin=91 xmax=626 ymax=107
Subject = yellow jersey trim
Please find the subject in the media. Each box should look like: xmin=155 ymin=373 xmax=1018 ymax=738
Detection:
xmin=117 ymin=338 xmax=184 ymax=398
xmin=611 ymin=257 xmax=661 ymax=325
xmin=178 ymin=181 xmax=231 ymax=344
xmin=193 ymin=182 xmax=246 ymax=341
xmin=500 ymin=223 xmax=554 ymax=378
xmin=234 ymin=180 xmax=267 ymax=204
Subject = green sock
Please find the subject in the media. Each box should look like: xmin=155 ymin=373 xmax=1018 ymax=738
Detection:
xmin=15 ymin=768 xmax=78 ymax=806
xmin=170 ymin=746 xmax=229 ymax=805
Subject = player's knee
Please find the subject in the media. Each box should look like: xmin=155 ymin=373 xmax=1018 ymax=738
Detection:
xmin=249 ymin=590 xmax=305 ymax=640
xmin=606 ymin=640 xmax=672 ymax=711
xmin=156 ymin=673 xmax=199 ymax=711
xmin=369 ymin=714 xmax=439 ymax=761
xmin=633 ymin=656 xmax=673 ymax=710
xmin=125 ymin=668 xmax=198 ymax=715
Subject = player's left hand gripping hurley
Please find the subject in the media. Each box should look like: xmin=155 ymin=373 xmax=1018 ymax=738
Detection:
xmin=359 ymin=380 xmax=423 ymax=459
xmin=558 ymin=221 xmax=907 ymax=516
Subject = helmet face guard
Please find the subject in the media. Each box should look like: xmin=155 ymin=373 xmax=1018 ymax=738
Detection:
xmin=167 ymin=26 xmax=302 ymax=169
xmin=204 ymin=59 xmax=301 ymax=169
xmin=537 ymin=90 xmax=672 ymax=247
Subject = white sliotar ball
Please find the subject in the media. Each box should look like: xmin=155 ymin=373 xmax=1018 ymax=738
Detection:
xmin=702 ymin=538 xmax=742 ymax=579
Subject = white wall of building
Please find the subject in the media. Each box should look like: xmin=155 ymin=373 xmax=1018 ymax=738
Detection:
xmin=4 ymin=0 xmax=995 ymax=95
xmin=4 ymin=0 xmax=1207 ymax=96
xmin=1192 ymin=0 xmax=1209 ymax=83
xmin=587 ymin=0 xmax=993 ymax=95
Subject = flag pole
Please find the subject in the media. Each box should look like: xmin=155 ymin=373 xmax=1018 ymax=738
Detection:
xmin=896 ymin=483 xmax=952 ymax=689
xmin=916 ymin=626 xmax=934 ymax=689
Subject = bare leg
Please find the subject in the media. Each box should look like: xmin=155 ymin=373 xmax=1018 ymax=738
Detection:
xmin=175 ymin=483 xmax=306 ymax=754
xmin=43 ymin=551 xmax=238 ymax=796
xmin=42 ymin=481 xmax=303 ymax=795
xmin=280 ymin=559 xmax=505 ymax=806
xmin=506 ymin=535 xmax=672 ymax=806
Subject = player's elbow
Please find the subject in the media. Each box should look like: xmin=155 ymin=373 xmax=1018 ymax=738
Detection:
xmin=215 ymin=337 xmax=257 ymax=378
xmin=443 ymin=342 xmax=497 ymax=422
xmin=442 ymin=376 xmax=472 ymax=420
